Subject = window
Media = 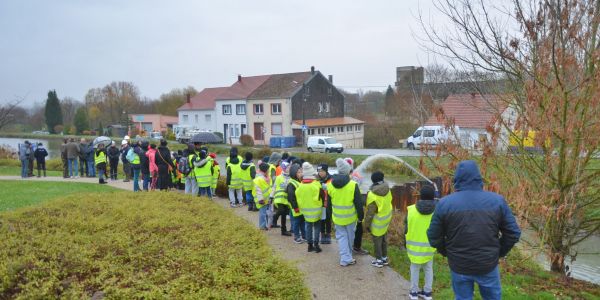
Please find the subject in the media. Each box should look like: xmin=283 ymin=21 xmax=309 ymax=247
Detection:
xmin=271 ymin=123 xmax=282 ymax=135
xmin=327 ymin=127 xmax=335 ymax=134
xmin=222 ymin=104 xmax=232 ymax=115
xmin=205 ymin=114 xmax=211 ymax=122
xmin=183 ymin=115 xmax=188 ymax=123
xmin=241 ymin=124 xmax=247 ymax=135
xmin=325 ymin=102 xmax=330 ymax=113
xmin=317 ymin=128 xmax=325 ymax=135
xmin=236 ymin=104 xmax=246 ymax=115
xmin=355 ymin=125 xmax=362 ymax=132
xmin=423 ymin=130 xmax=435 ymax=137
xmin=254 ymin=104 xmax=264 ymax=115
xmin=318 ymin=139 xmax=325 ymax=145
xmin=338 ymin=126 xmax=344 ymax=133
xmin=271 ymin=103 xmax=282 ymax=114
xmin=195 ymin=114 xmax=199 ymax=124
xmin=309 ymin=129 xmax=315 ymax=135
xmin=346 ymin=125 xmax=353 ymax=132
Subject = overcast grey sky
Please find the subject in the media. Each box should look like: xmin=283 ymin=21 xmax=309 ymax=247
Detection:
xmin=0 ymin=0 xmax=441 ymax=106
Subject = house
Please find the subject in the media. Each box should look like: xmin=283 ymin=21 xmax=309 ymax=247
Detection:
xmin=128 ymin=114 xmax=179 ymax=135
xmin=424 ymin=93 xmax=505 ymax=149
xmin=177 ymin=87 xmax=229 ymax=132
xmin=215 ymin=75 xmax=270 ymax=144
xmin=293 ymin=117 xmax=365 ymax=148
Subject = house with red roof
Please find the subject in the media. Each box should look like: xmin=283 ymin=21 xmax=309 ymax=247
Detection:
xmin=424 ymin=93 xmax=507 ymax=149
xmin=177 ymin=87 xmax=229 ymax=132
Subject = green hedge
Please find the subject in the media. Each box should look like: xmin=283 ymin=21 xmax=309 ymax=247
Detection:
xmin=0 ymin=192 xmax=309 ymax=299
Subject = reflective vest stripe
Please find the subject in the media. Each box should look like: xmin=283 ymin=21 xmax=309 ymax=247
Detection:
xmin=333 ymin=212 xmax=356 ymax=219
xmin=367 ymin=190 xmax=393 ymax=237
xmin=406 ymin=249 xmax=436 ymax=256
xmin=327 ymin=181 xmax=358 ymax=226
xmin=406 ymin=241 xmax=432 ymax=247
xmin=406 ymin=204 xmax=435 ymax=264
xmin=333 ymin=204 xmax=354 ymax=210
xmin=273 ymin=175 xmax=290 ymax=206
xmin=375 ymin=212 xmax=392 ymax=221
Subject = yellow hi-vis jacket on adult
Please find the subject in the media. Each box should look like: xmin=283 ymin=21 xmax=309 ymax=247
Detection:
xmin=94 ymin=150 xmax=107 ymax=166
xmin=228 ymin=160 xmax=243 ymax=189
xmin=240 ymin=162 xmax=255 ymax=191
xmin=211 ymin=164 xmax=220 ymax=190
xmin=366 ymin=191 xmax=393 ymax=236
xmin=295 ymin=180 xmax=322 ymax=222
xmin=273 ymin=175 xmax=290 ymax=207
xmin=327 ymin=181 xmax=358 ymax=226
xmin=252 ymin=175 xmax=271 ymax=209
xmin=194 ymin=158 xmax=213 ymax=188
xmin=406 ymin=204 xmax=436 ymax=264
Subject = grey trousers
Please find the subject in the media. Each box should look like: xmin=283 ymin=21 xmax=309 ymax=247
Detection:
xmin=410 ymin=260 xmax=433 ymax=293
xmin=372 ymin=234 xmax=388 ymax=259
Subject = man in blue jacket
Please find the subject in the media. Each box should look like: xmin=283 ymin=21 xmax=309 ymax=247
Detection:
xmin=427 ymin=160 xmax=521 ymax=300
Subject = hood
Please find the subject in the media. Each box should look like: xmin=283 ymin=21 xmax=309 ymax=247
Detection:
xmin=416 ymin=199 xmax=436 ymax=215
xmin=269 ymin=152 xmax=282 ymax=165
xmin=453 ymin=160 xmax=483 ymax=191
xmin=319 ymin=173 xmax=332 ymax=183
xmin=229 ymin=147 xmax=238 ymax=158
xmin=331 ymin=174 xmax=351 ymax=188
xmin=241 ymin=160 xmax=253 ymax=170
xmin=289 ymin=163 xmax=302 ymax=181
xmin=370 ymin=182 xmax=390 ymax=196
xmin=229 ymin=156 xmax=240 ymax=164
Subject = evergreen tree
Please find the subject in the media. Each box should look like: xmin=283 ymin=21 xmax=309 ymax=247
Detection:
xmin=44 ymin=90 xmax=63 ymax=134
xmin=73 ymin=106 xmax=89 ymax=134
xmin=384 ymin=85 xmax=396 ymax=118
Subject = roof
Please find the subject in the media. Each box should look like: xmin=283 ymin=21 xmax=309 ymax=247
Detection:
xmin=248 ymin=72 xmax=313 ymax=99
xmin=293 ymin=117 xmax=365 ymax=127
xmin=177 ymin=87 xmax=229 ymax=111
xmin=215 ymin=75 xmax=271 ymax=100
xmin=425 ymin=94 xmax=505 ymax=129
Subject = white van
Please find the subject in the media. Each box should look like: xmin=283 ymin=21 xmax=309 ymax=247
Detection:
xmin=405 ymin=125 xmax=460 ymax=150
xmin=307 ymin=136 xmax=344 ymax=153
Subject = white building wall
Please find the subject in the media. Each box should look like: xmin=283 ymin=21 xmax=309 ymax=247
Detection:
xmin=177 ymin=109 xmax=217 ymax=132
xmin=306 ymin=124 xmax=364 ymax=149
xmin=215 ymin=100 xmax=249 ymax=145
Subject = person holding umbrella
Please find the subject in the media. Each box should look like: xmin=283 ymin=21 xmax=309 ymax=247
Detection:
xmin=94 ymin=143 xmax=108 ymax=184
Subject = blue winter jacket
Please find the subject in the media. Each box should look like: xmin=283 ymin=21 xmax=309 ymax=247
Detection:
xmin=427 ymin=160 xmax=521 ymax=275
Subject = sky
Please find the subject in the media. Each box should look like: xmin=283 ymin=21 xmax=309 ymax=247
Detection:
xmin=0 ymin=0 xmax=443 ymax=106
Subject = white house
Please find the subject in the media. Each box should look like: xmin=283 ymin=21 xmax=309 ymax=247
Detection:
xmin=176 ymin=87 xmax=229 ymax=132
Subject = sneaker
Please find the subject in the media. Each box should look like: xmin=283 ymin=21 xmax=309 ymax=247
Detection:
xmin=418 ymin=291 xmax=432 ymax=300
xmin=293 ymin=238 xmax=303 ymax=244
xmin=371 ymin=259 xmax=384 ymax=268
xmin=352 ymin=247 xmax=369 ymax=255
xmin=340 ymin=259 xmax=356 ymax=267
xmin=230 ymin=203 xmax=236 ymax=208
xmin=382 ymin=257 xmax=390 ymax=266
xmin=408 ymin=291 xmax=419 ymax=300
xmin=70 ymin=176 xmax=74 ymax=179
xmin=281 ymin=231 xmax=292 ymax=236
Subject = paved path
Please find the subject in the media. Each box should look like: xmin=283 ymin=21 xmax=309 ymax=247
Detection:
xmin=0 ymin=176 xmax=410 ymax=299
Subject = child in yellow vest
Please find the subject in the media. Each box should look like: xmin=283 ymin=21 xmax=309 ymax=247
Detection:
xmin=295 ymin=162 xmax=325 ymax=253
xmin=253 ymin=162 xmax=271 ymax=230
xmin=404 ymin=185 xmax=437 ymax=300
xmin=364 ymin=171 xmax=392 ymax=268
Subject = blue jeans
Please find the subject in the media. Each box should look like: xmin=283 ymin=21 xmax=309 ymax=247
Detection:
xmin=198 ymin=186 xmax=212 ymax=199
xmin=335 ymin=222 xmax=356 ymax=265
xmin=142 ymin=173 xmax=150 ymax=191
xmin=20 ymin=159 xmax=28 ymax=178
xmin=305 ymin=220 xmax=321 ymax=244
xmin=245 ymin=191 xmax=255 ymax=209
xmin=68 ymin=158 xmax=78 ymax=177
xmin=87 ymin=160 xmax=95 ymax=177
xmin=451 ymin=265 xmax=501 ymax=300
xmin=98 ymin=168 xmax=105 ymax=181
xmin=259 ymin=205 xmax=269 ymax=229
xmin=291 ymin=214 xmax=306 ymax=239
xmin=132 ymin=167 xmax=141 ymax=191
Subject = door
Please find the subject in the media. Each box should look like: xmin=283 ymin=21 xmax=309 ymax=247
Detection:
xmin=318 ymin=138 xmax=325 ymax=152
xmin=223 ymin=124 xmax=228 ymax=143
xmin=292 ymin=129 xmax=302 ymax=146
xmin=254 ymin=123 xmax=264 ymax=141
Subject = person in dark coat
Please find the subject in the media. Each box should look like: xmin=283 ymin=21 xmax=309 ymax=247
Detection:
xmin=120 ymin=140 xmax=132 ymax=182
xmin=107 ymin=141 xmax=120 ymax=180
xmin=155 ymin=139 xmax=176 ymax=191
xmin=78 ymin=138 xmax=88 ymax=177
xmin=60 ymin=138 xmax=68 ymax=178
xmin=85 ymin=142 xmax=96 ymax=177
xmin=427 ymin=160 xmax=521 ymax=300
xmin=33 ymin=142 xmax=48 ymax=177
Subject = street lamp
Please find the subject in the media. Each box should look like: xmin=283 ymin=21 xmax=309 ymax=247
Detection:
xmin=302 ymin=83 xmax=310 ymax=147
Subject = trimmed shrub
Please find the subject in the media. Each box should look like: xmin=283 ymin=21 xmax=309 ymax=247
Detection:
xmin=0 ymin=192 xmax=310 ymax=299
xmin=240 ymin=134 xmax=254 ymax=147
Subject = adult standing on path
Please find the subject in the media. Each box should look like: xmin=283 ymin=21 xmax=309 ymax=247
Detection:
xmin=107 ymin=141 xmax=120 ymax=181
xmin=18 ymin=141 xmax=32 ymax=178
xmin=33 ymin=142 xmax=48 ymax=177
xmin=155 ymin=139 xmax=175 ymax=191
xmin=120 ymin=140 xmax=132 ymax=182
xmin=427 ymin=160 xmax=521 ymax=300
xmin=60 ymin=138 xmax=68 ymax=178
xmin=66 ymin=138 xmax=80 ymax=178
xmin=78 ymin=138 xmax=88 ymax=177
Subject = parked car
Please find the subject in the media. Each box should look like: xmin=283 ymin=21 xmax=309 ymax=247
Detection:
xmin=31 ymin=130 xmax=50 ymax=135
xmin=405 ymin=125 xmax=460 ymax=150
xmin=307 ymin=136 xmax=344 ymax=153
xmin=150 ymin=131 xmax=163 ymax=140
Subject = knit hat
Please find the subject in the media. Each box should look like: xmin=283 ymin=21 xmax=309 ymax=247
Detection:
xmin=344 ymin=157 xmax=354 ymax=169
xmin=282 ymin=152 xmax=290 ymax=161
xmin=302 ymin=162 xmax=316 ymax=178
xmin=335 ymin=158 xmax=352 ymax=176
xmin=290 ymin=163 xmax=302 ymax=180
xmin=280 ymin=161 xmax=290 ymax=174
xmin=420 ymin=185 xmax=435 ymax=200
xmin=121 ymin=140 xmax=128 ymax=145
xmin=230 ymin=147 xmax=238 ymax=157
xmin=37 ymin=142 xmax=43 ymax=146
xmin=200 ymin=150 xmax=207 ymax=159
xmin=269 ymin=152 xmax=282 ymax=165
xmin=317 ymin=163 xmax=329 ymax=173
xmin=371 ymin=171 xmax=384 ymax=184
xmin=209 ymin=153 xmax=216 ymax=159
xmin=262 ymin=156 xmax=270 ymax=163
xmin=258 ymin=162 xmax=269 ymax=173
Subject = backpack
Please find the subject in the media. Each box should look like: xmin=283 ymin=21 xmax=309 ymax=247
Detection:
xmin=178 ymin=156 xmax=192 ymax=176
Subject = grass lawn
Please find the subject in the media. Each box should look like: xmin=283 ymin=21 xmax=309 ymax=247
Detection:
xmin=363 ymin=241 xmax=600 ymax=299
xmin=0 ymin=166 xmax=62 ymax=177
xmin=0 ymin=180 xmax=117 ymax=211
xmin=0 ymin=190 xmax=309 ymax=299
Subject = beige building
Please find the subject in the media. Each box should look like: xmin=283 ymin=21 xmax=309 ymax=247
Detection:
xmin=247 ymin=98 xmax=294 ymax=145
xmin=294 ymin=117 xmax=365 ymax=149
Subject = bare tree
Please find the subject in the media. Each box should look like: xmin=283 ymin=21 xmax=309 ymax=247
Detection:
xmin=0 ymin=98 xmax=23 ymax=131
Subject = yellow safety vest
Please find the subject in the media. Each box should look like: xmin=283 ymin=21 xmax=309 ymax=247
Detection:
xmin=226 ymin=155 xmax=243 ymax=168
xmin=130 ymin=150 xmax=140 ymax=165
xmin=240 ymin=162 xmax=255 ymax=191
xmin=186 ymin=153 xmax=197 ymax=177
xmin=406 ymin=204 xmax=436 ymax=264
xmin=194 ymin=157 xmax=213 ymax=188
xmin=212 ymin=164 xmax=220 ymax=190
xmin=289 ymin=180 xmax=302 ymax=217
xmin=327 ymin=181 xmax=358 ymax=226
xmin=228 ymin=160 xmax=243 ymax=189
xmin=295 ymin=180 xmax=322 ymax=222
xmin=268 ymin=164 xmax=276 ymax=185
xmin=94 ymin=150 xmax=107 ymax=166
xmin=252 ymin=175 xmax=271 ymax=209
xmin=273 ymin=175 xmax=290 ymax=207
xmin=366 ymin=191 xmax=393 ymax=236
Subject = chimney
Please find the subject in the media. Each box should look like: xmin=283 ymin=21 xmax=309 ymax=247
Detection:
xmin=328 ymin=75 xmax=333 ymax=83
xmin=238 ymin=74 xmax=242 ymax=82
xmin=186 ymin=93 xmax=191 ymax=103
xmin=311 ymin=66 xmax=315 ymax=75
